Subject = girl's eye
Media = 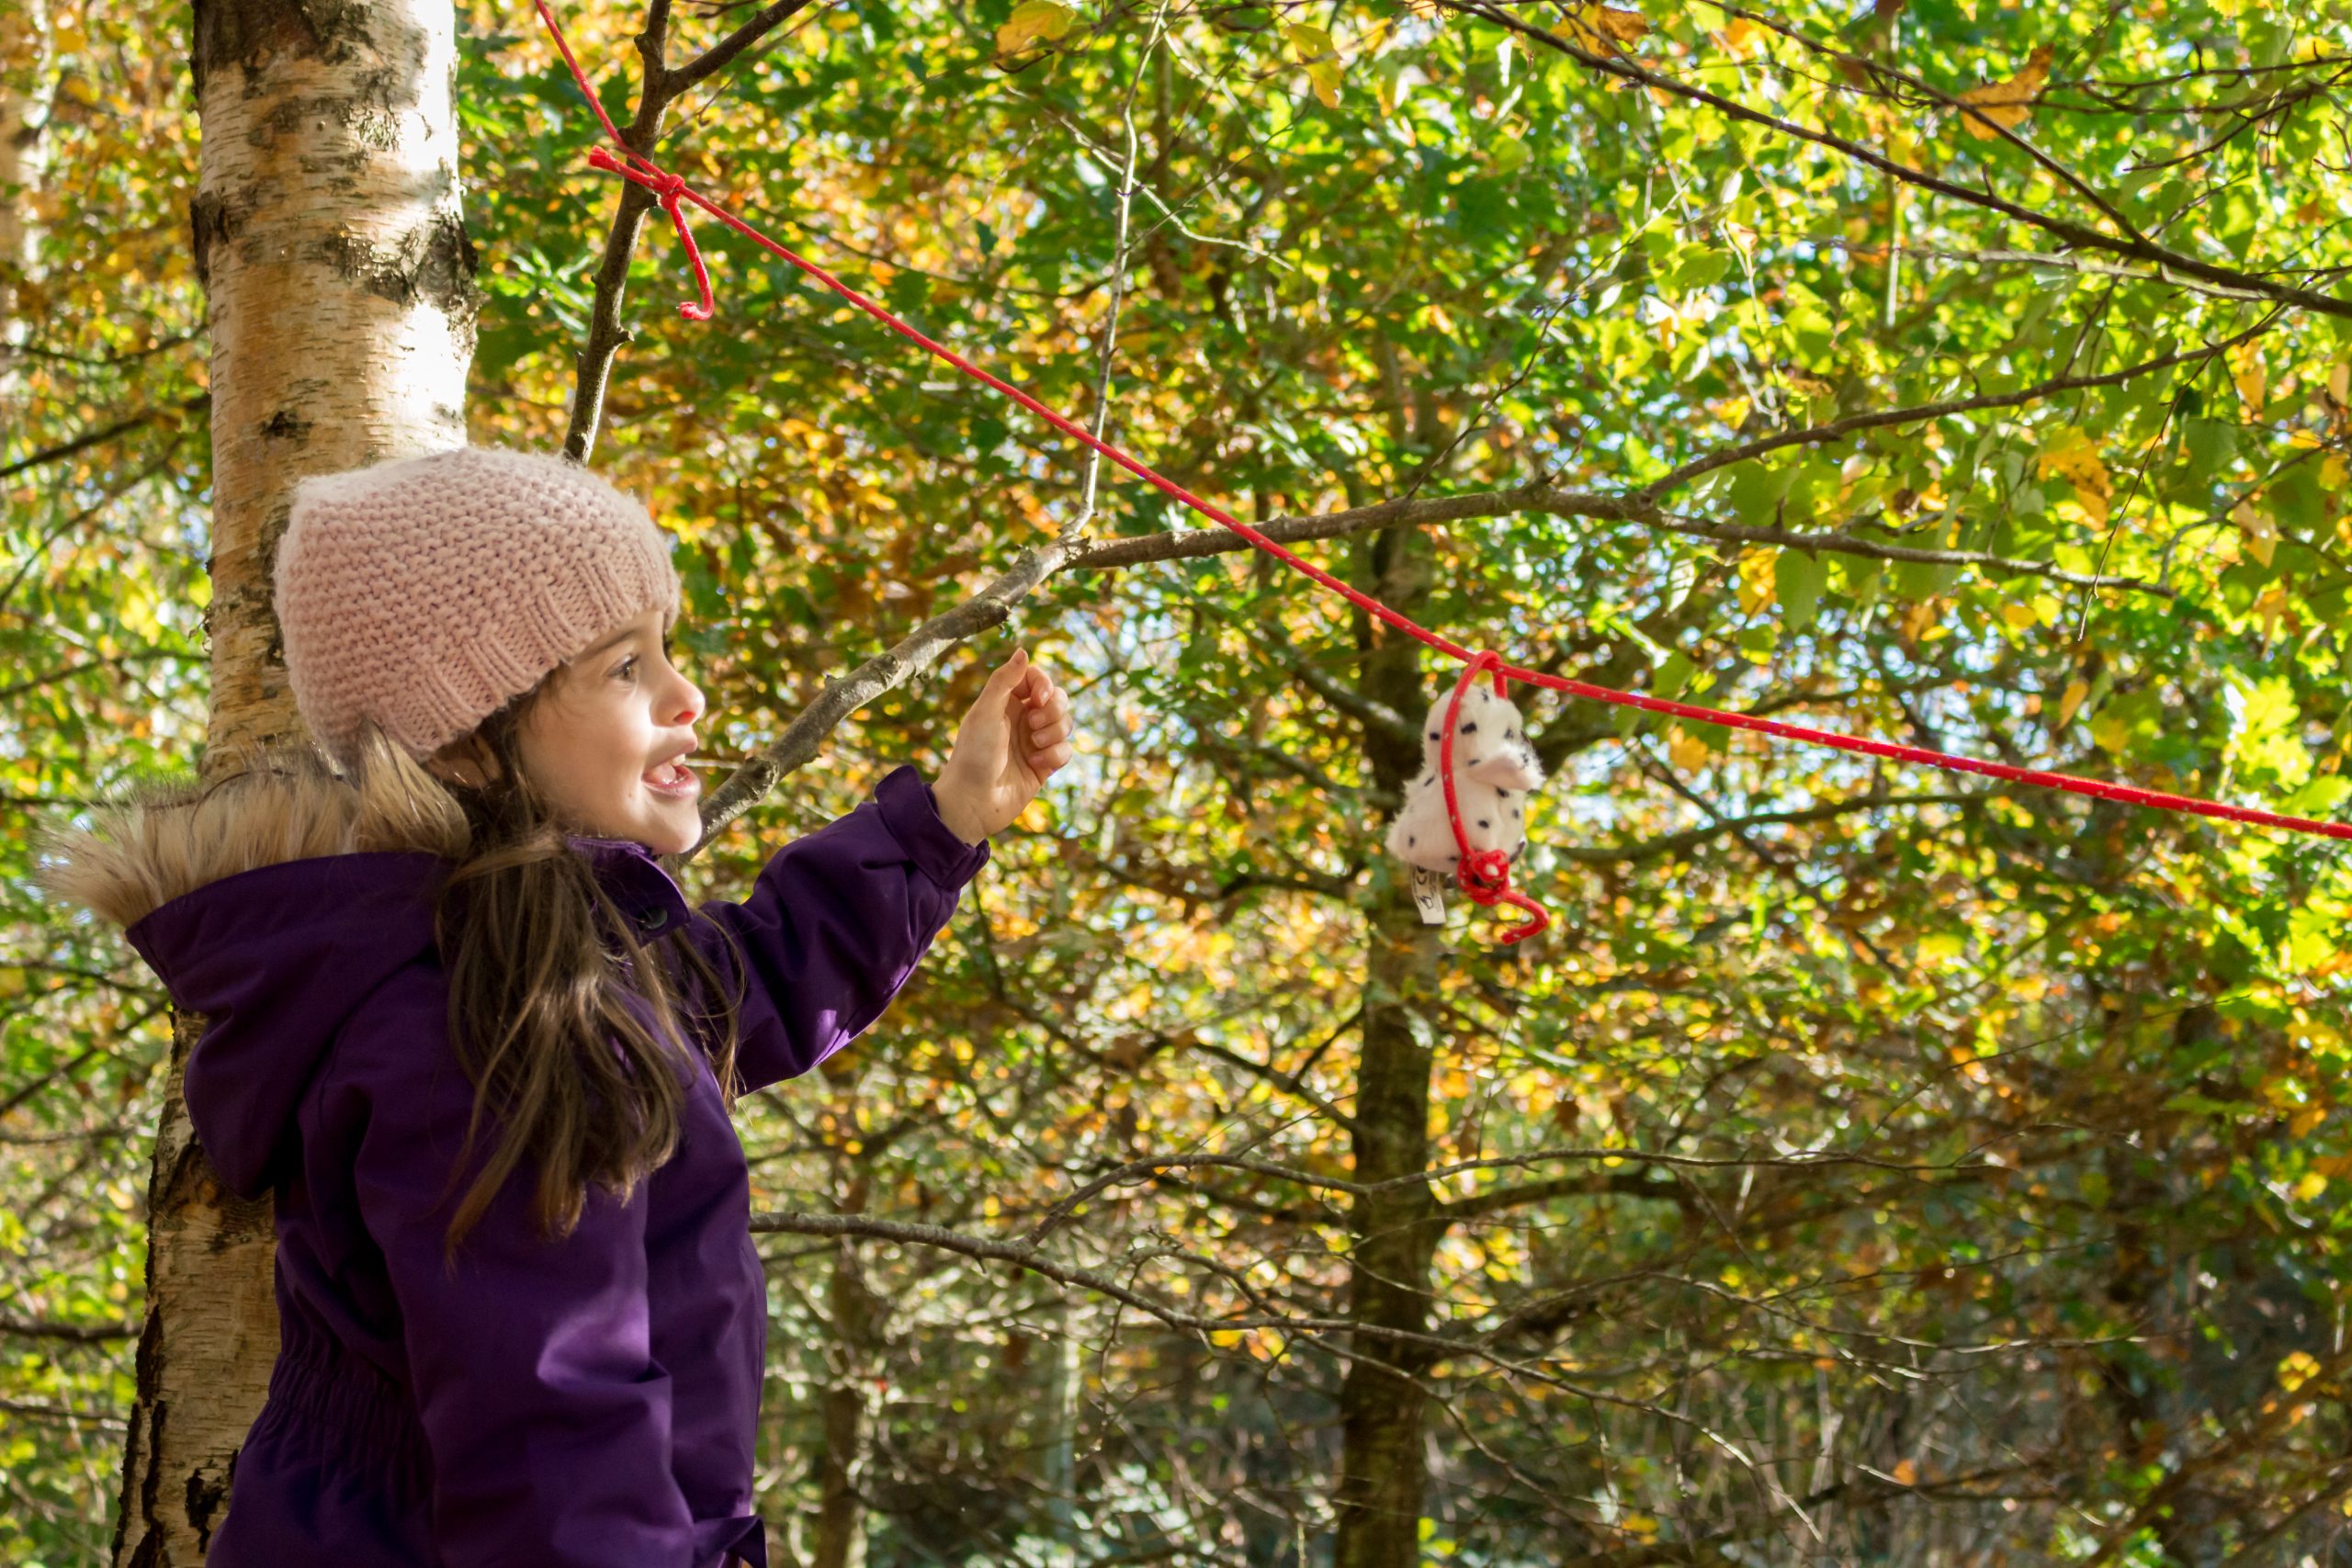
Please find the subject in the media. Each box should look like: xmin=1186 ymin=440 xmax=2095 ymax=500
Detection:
xmin=613 ymin=656 xmax=639 ymax=682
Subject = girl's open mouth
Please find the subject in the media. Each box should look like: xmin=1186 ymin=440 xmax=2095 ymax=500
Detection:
xmin=642 ymin=760 xmax=698 ymax=799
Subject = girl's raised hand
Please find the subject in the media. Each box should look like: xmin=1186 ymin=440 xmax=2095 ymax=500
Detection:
xmin=932 ymin=648 xmax=1076 ymax=846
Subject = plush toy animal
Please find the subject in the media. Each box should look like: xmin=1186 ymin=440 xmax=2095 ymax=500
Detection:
xmin=1385 ymin=679 xmax=1546 ymax=922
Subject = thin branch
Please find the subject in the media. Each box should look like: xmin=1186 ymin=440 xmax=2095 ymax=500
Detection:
xmin=1070 ymin=5 xmax=1167 ymax=535
xmin=0 ymin=395 xmax=208 ymax=480
xmin=1555 ymin=791 xmax=1981 ymax=866
xmin=1709 ymin=1 xmax=2148 ymax=244
xmin=1636 ymin=318 xmax=2278 ymax=499
xmin=0 ymin=1314 xmax=138 ymax=1343
xmin=669 ymin=0 xmax=820 ymax=92
xmin=1439 ymin=0 xmax=2352 ymax=320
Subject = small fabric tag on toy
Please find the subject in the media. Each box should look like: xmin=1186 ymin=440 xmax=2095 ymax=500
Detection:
xmin=1410 ymin=865 xmax=1447 ymax=925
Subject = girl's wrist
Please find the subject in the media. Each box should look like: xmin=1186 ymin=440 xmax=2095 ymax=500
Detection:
xmin=928 ymin=773 xmax=989 ymax=847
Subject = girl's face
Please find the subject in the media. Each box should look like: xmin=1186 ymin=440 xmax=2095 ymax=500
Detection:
xmin=514 ymin=607 xmax=706 ymax=855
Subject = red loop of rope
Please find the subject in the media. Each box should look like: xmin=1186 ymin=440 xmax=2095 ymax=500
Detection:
xmin=529 ymin=2 xmax=2352 ymax=855
xmin=1439 ymin=653 xmax=1552 ymax=944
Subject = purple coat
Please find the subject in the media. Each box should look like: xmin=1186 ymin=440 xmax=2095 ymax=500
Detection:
xmin=100 ymin=764 xmax=986 ymax=1568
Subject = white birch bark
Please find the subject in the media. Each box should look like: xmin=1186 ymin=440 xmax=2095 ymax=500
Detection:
xmin=0 ymin=0 xmax=51 ymax=367
xmin=114 ymin=6 xmax=476 ymax=1562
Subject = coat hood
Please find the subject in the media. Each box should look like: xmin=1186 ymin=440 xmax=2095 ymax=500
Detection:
xmin=40 ymin=744 xmax=471 ymax=1197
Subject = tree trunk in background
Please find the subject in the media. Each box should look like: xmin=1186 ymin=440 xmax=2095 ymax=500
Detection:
xmin=0 ymin=0 xmax=51 ymax=362
xmin=812 ymin=1236 xmax=880 ymax=1568
xmin=113 ymin=6 xmax=476 ymax=1562
xmin=1332 ymin=524 xmax=1449 ymax=1568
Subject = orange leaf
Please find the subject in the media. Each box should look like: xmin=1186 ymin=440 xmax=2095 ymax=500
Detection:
xmin=1570 ymin=6 xmax=1649 ymax=54
xmin=1956 ymin=44 xmax=2052 ymax=140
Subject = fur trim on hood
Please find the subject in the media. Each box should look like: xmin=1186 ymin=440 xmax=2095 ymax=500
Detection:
xmin=38 ymin=729 xmax=470 ymax=932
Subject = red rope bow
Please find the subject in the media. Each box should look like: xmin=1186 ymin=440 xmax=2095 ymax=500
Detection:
xmin=526 ymin=2 xmax=2352 ymax=954
xmin=1438 ymin=652 xmax=1551 ymax=945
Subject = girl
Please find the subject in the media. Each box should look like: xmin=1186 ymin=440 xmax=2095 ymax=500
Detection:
xmin=41 ymin=444 xmax=1077 ymax=1568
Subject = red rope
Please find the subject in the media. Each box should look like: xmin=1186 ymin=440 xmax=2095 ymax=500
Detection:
xmin=530 ymin=2 xmax=2352 ymax=902
xmin=1440 ymin=652 xmax=1551 ymax=943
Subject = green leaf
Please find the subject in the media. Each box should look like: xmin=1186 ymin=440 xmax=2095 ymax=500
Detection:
xmin=2182 ymin=417 xmax=2236 ymax=485
xmin=1774 ymin=548 xmax=1826 ymax=632
xmin=1725 ymin=464 xmax=1797 ymax=527
xmin=1667 ymin=250 xmax=1730 ymax=293
xmin=1653 ymin=649 xmax=1696 ymax=700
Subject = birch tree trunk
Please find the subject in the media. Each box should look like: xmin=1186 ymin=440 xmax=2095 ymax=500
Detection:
xmin=113 ymin=6 xmax=476 ymax=1562
xmin=0 ymin=0 xmax=51 ymax=365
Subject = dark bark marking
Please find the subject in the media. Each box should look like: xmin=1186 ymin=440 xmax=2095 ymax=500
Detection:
xmin=319 ymin=209 xmax=481 ymax=323
xmin=188 ymin=189 xmax=251 ymax=295
xmin=186 ymin=1452 xmax=232 ymax=1551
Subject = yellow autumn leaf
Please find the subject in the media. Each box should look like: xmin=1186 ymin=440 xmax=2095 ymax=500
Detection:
xmin=2280 ymin=1349 xmax=2322 ymax=1392
xmin=1569 ymin=5 xmax=1649 ymax=54
xmin=1668 ymin=727 xmax=1711 ymax=773
xmin=1591 ymin=6 xmax=1648 ymax=41
xmin=1956 ymin=44 xmax=2052 ymax=140
xmin=2057 ymin=679 xmax=2091 ymax=728
xmin=996 ymin=0 xmax=1075 ymax=56
xmin=2037 ymin=427 xmax=2111 ymax=525
xmin=2231 ymin=338 xmax=2267 ymax=416
xmin=2234 ymin=499 xmax=2278 ymax=568
xmin=1283 ymin=22 xmax=1343 ymax=108
xmin=2000 ymin=601 xmax=2039 ymax=629
xmin=1893 ymin=1459 xmax=1919 ymax=1486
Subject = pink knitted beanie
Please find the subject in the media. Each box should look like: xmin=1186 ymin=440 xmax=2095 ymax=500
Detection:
xmin=274 ymin=445 xmax=682 ymax=764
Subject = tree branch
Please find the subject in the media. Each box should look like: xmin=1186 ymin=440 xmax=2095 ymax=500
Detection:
xmin=1555 ymin=792 xmax=1981 ymax=866
xmin=1439 ymin=0 xmax=2352 ymax=320
xmin=1635 ymin=317 xmax=2278 ymax=500
xmin=0 ymin=1313 xmax=138 ymax=1343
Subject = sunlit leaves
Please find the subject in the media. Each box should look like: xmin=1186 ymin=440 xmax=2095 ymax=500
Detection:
xmin=996 ymin=0 xmax=1075 ymax=58
xmin=1953 ymin=43 xmax=2052 ymax=140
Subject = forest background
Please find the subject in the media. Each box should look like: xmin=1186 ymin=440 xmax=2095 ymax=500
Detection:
xmin=6 ymin=0 xmax=2352 ymax=1564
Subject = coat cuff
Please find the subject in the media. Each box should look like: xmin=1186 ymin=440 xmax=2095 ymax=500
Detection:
xmin=875 ymin=765 xmax=991 ymax=889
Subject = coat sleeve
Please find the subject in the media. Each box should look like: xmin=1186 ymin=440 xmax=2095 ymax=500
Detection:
xmin=684 ymin=763 xmax=989 ymax=1094
xmin=351 ymin=1040 xmax=696 ymax=1568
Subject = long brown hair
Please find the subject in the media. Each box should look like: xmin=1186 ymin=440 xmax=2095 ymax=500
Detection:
xmin=412 ymin=682 xmax=743 ymax=1261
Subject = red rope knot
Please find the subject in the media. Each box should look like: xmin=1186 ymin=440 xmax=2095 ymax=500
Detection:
xmin=583 ymin=147 xmax=718 ymax=322
xmin=1454 ymin=847 xmax=1513 ymax=904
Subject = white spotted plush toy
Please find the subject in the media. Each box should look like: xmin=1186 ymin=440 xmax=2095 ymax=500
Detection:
xmin=1385 ymin=679 xmax=1547 ymax=924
